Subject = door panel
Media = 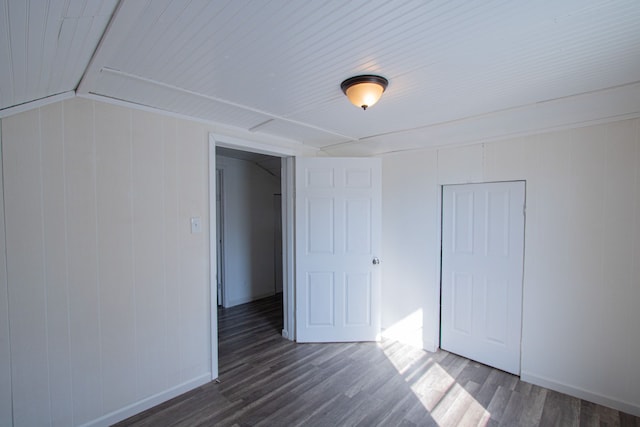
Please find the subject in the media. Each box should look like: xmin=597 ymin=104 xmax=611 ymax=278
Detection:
xmin=296 ymin=157 xmax=381 ymax=342
xmin=346 ymin=199 xmax=371 ymax=253
xmin=441 ymin=181 xmax=525 ymax=375
xmin=307 ymin=197 xmax=334 ymax=253
xmin=452 ymin=271 xmax=473 ymax=334
xmin=307 ymin=272 xmax=334 ymax=326
xmin=345 ymin=273 xmax=371 ymax=326
xmin=485 ymin=277 xmax=508 ymax=344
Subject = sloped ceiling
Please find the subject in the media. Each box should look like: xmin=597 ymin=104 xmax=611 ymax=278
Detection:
xmin=0 ymin=0 xmax=118 ymax=110
xmin=1 ymin=0 xmax=640 ymax=155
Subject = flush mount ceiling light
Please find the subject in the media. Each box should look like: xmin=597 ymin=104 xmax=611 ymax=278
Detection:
xmin=340 ymin=75 xmax=388 ymax=110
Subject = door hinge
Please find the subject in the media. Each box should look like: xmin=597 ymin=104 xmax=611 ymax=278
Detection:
xmin=523 ymin=204 xmax=526 ymax=216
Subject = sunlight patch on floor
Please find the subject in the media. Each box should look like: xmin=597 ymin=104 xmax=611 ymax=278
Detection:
xmin=382 ymin=339 xmax=491 ymax=426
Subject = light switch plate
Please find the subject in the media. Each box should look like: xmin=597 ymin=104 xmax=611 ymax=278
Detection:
xmin=191 ymin=217 xmax=202 ymax=233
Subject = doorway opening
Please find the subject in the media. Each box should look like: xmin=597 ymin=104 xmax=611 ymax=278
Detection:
xmin=208 ymin=133 xmax=295 ymax=380
xmin=215 ymin=146 xmax=283 ymax=308
xmin=214 ymin=146 xmax=285 ymax=365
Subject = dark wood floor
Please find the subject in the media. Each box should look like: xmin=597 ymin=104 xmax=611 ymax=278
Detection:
xmin=116 ymin=295 xmax=640 ymax=426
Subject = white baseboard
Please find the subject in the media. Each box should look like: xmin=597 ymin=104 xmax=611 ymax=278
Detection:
xmin=423 ymin=341 xmax=438 ymax=353
xmin=80 ymin=373 xmax=212 ymax=427
xmin=521 ymin=371 xmax=640 ymax=417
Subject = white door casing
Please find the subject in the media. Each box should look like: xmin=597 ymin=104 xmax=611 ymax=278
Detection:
xmin=441 ymin=181 xmax=525 ymax=375
xmin=295 ymin=157 xmax=381 ymax=342
xmin=215 ymin=169 xmax=224 ymax=306
xmin=209 ymin=132 xmax=296 ymax=379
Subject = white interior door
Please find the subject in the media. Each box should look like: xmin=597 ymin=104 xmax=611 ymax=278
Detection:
xmin=295 ymin=157 xmax=381 ymax=342
xmin=441 ymin=181 xmax=525 ymax=375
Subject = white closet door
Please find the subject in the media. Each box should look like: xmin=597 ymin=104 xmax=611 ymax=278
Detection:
xmin=441 ymin=181 xmax=525 ymax=375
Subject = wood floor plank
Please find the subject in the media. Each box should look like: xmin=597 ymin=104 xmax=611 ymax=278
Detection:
xmin=114 ymin=294 xmax=640 ymax=426
xmin=486 ymin=385 xmax=514 ymax=424
xmin=539 ymin=389 xmax=581 ymax=427
xmin=620 ymin=412 xmax=640 ymax=427
xmin=517 ymin=386 xmax=548 ymax=427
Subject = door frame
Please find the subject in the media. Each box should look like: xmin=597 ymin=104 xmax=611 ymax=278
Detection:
xmin=215 ymin=168 xmax=225 ymax=307
xmin=208 ymin=133 xmax=296 ymax=379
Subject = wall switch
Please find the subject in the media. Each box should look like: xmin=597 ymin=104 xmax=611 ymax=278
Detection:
xmin=191 ymin=217 xmax=202 ymax=233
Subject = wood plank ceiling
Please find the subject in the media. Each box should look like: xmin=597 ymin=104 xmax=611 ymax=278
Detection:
xmin=1 ymin=0 xmax=640 ymax=155
xmin=0 ymin=0 xmax=118 ymax=109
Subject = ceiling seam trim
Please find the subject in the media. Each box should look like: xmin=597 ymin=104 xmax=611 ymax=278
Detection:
xmin=77 ymin=92 xmax=313 ymax=151
xmin=321 ymin=111 xmax=640 ymax=157
xmin=76 ymin=0 xmax=128 ymax=94
xmin=0 ymin=91 xmax=76 ymax=119
xmin=324 ymin=80 xmax=640 ymax=147
xmin=97 ymin=67 xmax=359 ymax=142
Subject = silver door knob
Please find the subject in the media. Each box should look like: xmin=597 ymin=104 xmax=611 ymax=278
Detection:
xmin=372 ymin=257 xmax=380 ymax=265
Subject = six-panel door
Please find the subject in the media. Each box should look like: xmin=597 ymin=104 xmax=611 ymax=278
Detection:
xmin=295 ymin=157 xmax=381 ymax=342
xmin=441 ymin=181 xmax=525 ymax=375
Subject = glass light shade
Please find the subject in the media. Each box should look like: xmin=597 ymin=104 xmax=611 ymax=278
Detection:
xmin=341 ymin=75 xmax=388 ymax=110
xmin=345 ymin=83 xmax=385 ymax=110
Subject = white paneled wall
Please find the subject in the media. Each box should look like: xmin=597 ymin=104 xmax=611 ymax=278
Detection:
xmin=0 ymin=124 xmax=12 ymax=426
xmin=381 ymin=118 xmax=640 ymax=416
xmin=0 ymin=98 xmax=211 ymax=426
xmin=380 ymin=149 xmax=439 ymax=349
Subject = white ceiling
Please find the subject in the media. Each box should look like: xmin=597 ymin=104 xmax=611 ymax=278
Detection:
xmin=1 ymin=0 xmax=640 ymax=155
xmin=0 ymin=0 xmax=118 ymax=110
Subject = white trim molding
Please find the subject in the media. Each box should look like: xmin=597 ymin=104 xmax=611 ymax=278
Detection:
xmin=208 ymin=133 xmax=297 ymax=351
xmin=80 ymin=374 xmax=211 ymax=427
xmin=208 ymin=138 xmax=219 ymax=380
xmin=521 ymin=371 xmax=640 ymax=418
xmin=0 ymin=91 xmax=75 ymax=118
xmin=281 ymin=156 xmax=295 ymax=341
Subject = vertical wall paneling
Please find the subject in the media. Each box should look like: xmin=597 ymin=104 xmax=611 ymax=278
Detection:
xmin=4 ymin=108 xmax=52 ymax=425
xmin=95 ymin=102 xmax=137 ymax=413
xmin=380 ymin=150 xmax=439 ymax=350
xmin=562 ymin=127 xmax=605 ymax=380
xmin=436 ymin=144 xmax=483 ymax=185
xmin=132 ymin=109 xmax=168 ymax=398
xmin=0 ymin=119 xmax=14 ymax=425
xmin=599 ymin=121 xmax=638 ymax=401
xmin=41 ymin=102 xmax=73 ymax=426
xmin=1 ymin=97 xmax=212 ymax=426
xmin=175 ymin=121 xmax=209 ymax=381
xmin=65 ymin=97 xmax=103 ymax=425
xmin=634 ymin=120 xmax=640 ymax=404
xmin=381 ymin=117 xmax=640 ymax=416
xmin=483 ymin=138 xmax=526 ymax=182
xmin=162 ymin=118 xmax=182 ymax=388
